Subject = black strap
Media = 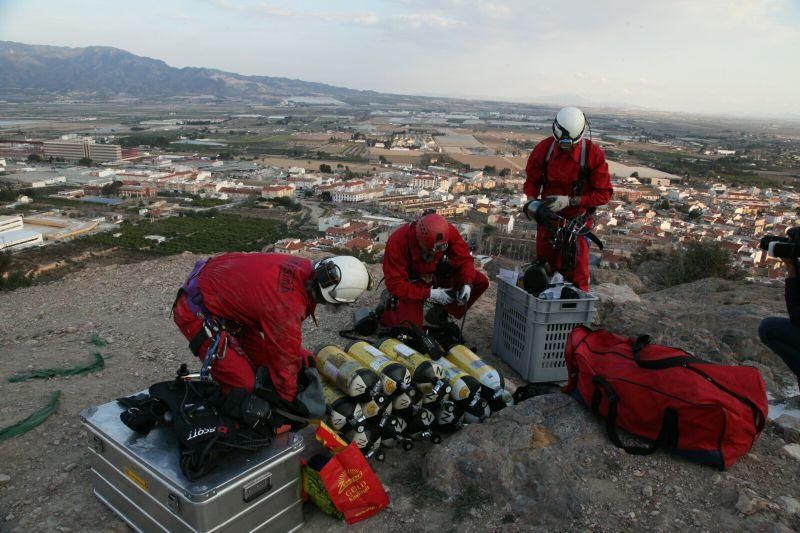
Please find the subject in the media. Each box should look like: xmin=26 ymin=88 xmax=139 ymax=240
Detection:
xmin=591 ymin=376 xmax=679 ymax=455
xmin=585 ymin=230 xmax=604 ymax=250
xmin=571 ymin=139 xmax=589 ymax=197
xmin=631 ymin=336 xmax=765 ymax=436
xmin=338 ymin=329 xmax=373 ymax=343
xmin=541 ymin=138 xmax=557 ymax=193
xmin=189 ymin=328 xmax=209 ymax=357
xmin=631 ymin=335 xmax=707 ymax=370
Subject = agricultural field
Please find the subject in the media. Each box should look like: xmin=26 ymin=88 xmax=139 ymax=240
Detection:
xmin=308 ymin=141 xmax=370 ymax=161
xmin=369 ymin=147 xmax=424 ymax=165
xmin=87 ymin=213 xmax=284 ymax=255
xmin=448 ymin=153 xmax=528 ymax=172
xmin=256 ymin=156 xmax=379 ymax=174
xmin=341 ymin=143 xmax=368 ymax=158
xmin=474 ymin=130 xmax=547 ymax=156
xmin=435 ymin=131 xmax=485 ymax=153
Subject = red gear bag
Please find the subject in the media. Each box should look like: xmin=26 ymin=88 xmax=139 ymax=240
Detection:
xmin=564 ymin=326 xmax=767 ymax=469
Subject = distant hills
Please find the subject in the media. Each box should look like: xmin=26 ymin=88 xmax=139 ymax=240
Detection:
xmin=0 ymin=41 xmax=388 ymax=103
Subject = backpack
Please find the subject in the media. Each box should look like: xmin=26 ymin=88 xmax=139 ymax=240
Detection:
xmin=119 ymin=377 xmax=274 ymax=480
xmin=563 ymin=326 xmax=767 ymax=469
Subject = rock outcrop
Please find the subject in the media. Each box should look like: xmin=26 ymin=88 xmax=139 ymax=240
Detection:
xmin=426 ymin=392 xmax=800 ymax=531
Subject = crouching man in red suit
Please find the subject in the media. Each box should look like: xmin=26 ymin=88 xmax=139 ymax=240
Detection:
xmin=172 ymin=253 xmax=371 ymax=428
xmin=380 ymin=213 xmax=489 ymax=328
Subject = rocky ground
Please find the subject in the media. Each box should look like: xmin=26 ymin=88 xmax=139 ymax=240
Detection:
xmin=0 ymin=253 xmax=798 ymax=532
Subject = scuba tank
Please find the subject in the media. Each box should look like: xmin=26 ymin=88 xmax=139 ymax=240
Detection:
xmin=346 ymin=341 xmax=414 ymax=397
xmin=321 ymin=379 xmax=366 ymax=432
xmin=315 ymin=345 xmax=387 ymax=407
xmin=446 ymin=344 xmax=513 ymax=411
xmin=430 ymin=399 xmax=464 ymax=430
xmin=346 ymin=341 xmax=418 ymax=409
xmin=380 ymin=415 xmax=413 ymax=451
xmin=345 ymin=423 xmax=385 ymax=461
xmin=395 ymin=405 xmax=442 ymax=444
xmin=391 ymin=389 xmax=415 ymax=411
xmin=378 ymin=338 xmax=450 ymax=403
xmin=360 ymin=397 xmax=392 ymax=420
xmin=436 ymin=356 xmax=489 ymax=420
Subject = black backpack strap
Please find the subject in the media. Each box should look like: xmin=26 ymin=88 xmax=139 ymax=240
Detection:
xmin=571 ymin=139 xmax=589 ymax=197
xmin=572 ymin=139 xmax=598 ymax=218
xmin=540 ymin=138 xmax=557 ymax=196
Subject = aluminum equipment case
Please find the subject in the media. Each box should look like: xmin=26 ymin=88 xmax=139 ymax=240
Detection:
xmin=80 ymin=397 xmax=305 ymax=533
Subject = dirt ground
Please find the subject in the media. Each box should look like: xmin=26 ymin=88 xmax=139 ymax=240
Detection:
xmin=0 ymin=254 xmax=509 ymax=533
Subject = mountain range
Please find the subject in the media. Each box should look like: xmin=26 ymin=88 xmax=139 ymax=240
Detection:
xmin=0 ymin=41 xmax=390 ymax=103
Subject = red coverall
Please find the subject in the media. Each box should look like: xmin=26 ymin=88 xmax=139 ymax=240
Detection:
xmin=380 ymin=222 xmax=489 ymax=328
xmin=172 ymin=253 xmax=316 ymax=402
xmin=524 ymin=137 xmax=613 ymax=291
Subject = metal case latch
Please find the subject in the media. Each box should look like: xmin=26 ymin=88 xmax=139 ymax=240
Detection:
xmin=167 ymin=493 xmax=181 ymax=514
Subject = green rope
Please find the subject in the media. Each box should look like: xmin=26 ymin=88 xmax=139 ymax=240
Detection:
xmin=0 ymin=391 xmax=61 ymax=441
xmin=89 ymin=334 xmax=108 ymax=347
xmin=8 ymin=352 xmax=105 ymax=383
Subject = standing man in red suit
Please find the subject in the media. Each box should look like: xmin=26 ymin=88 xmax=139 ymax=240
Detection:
xmin=380 ymin=212 xmax=489 ymax=329
xmin=523 ymin=107 xmax=613 ymax=291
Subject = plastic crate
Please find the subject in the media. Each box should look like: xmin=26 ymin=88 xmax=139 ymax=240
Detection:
xmin=491 ymin=278 xmax=597 ymax=383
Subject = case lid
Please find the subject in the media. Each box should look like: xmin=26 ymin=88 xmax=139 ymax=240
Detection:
xmin=80 ymin=393 xmax=304 ymax=500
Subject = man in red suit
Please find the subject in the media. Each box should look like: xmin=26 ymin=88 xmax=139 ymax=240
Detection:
xmin=523 ymin=107 xmax=613 ymax=291
xmin=380 ymin=212 xmax=489 ymax=328
xmin=173 ymin=253 xmax=370 ymax=419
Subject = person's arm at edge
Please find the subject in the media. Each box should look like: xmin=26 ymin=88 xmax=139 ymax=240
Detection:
xmin=524 ymin=141 xmax=547 ymax=200
xmin=785 ymin=259 xmax=800 ymax=326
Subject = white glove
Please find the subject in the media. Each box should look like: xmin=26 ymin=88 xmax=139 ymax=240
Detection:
xmin=429 ymin=287 xmax=455 ymax=306
xmin=456 ymin=284 xmax=471 ymax=305
xmin=545 ymin=195 xmax=570 ymax=212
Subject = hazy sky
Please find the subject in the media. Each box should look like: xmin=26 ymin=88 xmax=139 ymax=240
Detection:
xmin=2 ymin=0 xmax=800 ymax=116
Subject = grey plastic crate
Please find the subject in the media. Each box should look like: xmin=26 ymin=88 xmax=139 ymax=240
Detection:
xmin=491 ymin=278 xmax=597 ymax=383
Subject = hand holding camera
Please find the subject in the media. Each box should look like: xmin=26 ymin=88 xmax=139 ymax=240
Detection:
xmin=760 ymin=227 xmax=800 ymax=259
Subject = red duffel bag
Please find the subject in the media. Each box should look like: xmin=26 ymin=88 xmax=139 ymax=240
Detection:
xmin=564 ymin=326 xmax=767 ymax=469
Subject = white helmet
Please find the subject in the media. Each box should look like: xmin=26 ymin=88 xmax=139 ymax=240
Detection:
xmin=314 ymin=256 xmax=371 ymax=304
xmin=553 ymin=107 xmax=587 ymax=148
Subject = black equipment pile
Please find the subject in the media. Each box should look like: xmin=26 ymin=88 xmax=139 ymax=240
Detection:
xmin=118 ymin=364 xmax=274 ymax=481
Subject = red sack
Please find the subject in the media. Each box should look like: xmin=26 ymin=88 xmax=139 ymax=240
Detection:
xmin=564 ymin=326 xmax=767 ymax=469
xmin=317 ymin=442 xmax=389 ymax=524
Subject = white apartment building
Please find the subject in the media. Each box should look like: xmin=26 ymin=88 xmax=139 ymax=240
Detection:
xmin=43 ymin=140 xmax=121 ymax=162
